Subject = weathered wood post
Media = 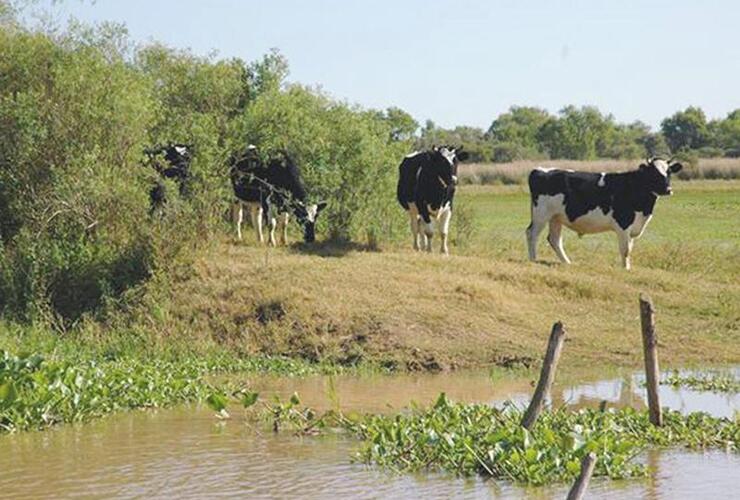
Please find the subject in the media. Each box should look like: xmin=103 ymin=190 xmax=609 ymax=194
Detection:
xmin=566 ymin=452 xmax=597 ymax=500
xmin=521 ymin=321 xmax=566 ymax=430
xmin=639 ymin=294 xmax=662 ymax=426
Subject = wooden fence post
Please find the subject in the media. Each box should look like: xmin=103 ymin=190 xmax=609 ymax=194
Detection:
xmin=639 ymin=294 xmax=662 ymax=426
xmin=521 ymin=321 xmax=566 ymax=430
xmin=566 ymin=452 xmax=597 ymax=500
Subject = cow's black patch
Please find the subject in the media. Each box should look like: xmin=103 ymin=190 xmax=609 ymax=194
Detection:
xmin=528 ymin=160 xmax=681 ymax=231
xmin=396 ymin=148 xmax=467 ymax=224
xmin=230 ymin=149 xmax=323 ymax=242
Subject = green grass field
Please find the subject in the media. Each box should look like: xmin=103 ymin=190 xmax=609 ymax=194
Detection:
xmin=458 ymin=180 xmax=740 ymax=277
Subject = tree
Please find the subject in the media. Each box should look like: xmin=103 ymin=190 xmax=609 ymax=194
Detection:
xmin=383 ymin=106 xmax=418 ymax=142
xmin=660 ymin=106 xmax=709 ymax=152
xmin=488 ymin=106 xmax=550 ymax=148
xmin=537 ymin=106 xmax=613 ymax=160
xmin=709 ymin=109 xmax=740 ymax=155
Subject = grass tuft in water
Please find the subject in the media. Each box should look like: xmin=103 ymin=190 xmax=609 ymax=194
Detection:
xmin=660 ymin=370 xmax=739 ymax=394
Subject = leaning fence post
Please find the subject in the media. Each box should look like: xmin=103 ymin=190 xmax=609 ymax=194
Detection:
xmin=521 ymin=321 xmax=566 ymax=430
xmin=639 ymin=294 xmax=662 ymax=426
xmin=566 ymin=452 xmax=597 ymax=500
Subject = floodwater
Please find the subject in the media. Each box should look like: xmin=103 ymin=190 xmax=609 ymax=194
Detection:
xmin=1 ymin=368 xmax=738 ymax=499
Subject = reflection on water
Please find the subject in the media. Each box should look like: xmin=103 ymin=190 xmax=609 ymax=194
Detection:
xmin=0 ymin=369 xmax=737 ymax=499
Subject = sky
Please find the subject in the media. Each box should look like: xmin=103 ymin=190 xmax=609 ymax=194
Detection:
xmin=27 ymin=0 xmax=740 ymax=131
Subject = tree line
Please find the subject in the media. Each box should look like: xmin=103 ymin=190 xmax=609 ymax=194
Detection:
xmin=384 ymin=105 xmax=740 ymax=163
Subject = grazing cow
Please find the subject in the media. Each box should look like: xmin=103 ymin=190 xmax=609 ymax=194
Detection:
xmin=526 ymin=157 xmax=683 ymax=269
xmin=230 ymin=146 xmax=326 ymax=245
xmin=145 ymin=144 xmax=193 ymax=211
xmin=397 ymin=146 xmax=469 ymax=254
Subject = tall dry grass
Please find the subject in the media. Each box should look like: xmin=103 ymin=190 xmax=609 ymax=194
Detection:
xmin=459 ymin=158 xmax=740 ymax=185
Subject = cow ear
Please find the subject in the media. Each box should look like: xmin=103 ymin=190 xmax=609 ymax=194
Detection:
xmin=669 ymin=162 xmax=683 ymax=173
xmin=456 ymin=151 xmax=470 ymax=162
xmin=316 ymin=201 xmax=328 ymax=212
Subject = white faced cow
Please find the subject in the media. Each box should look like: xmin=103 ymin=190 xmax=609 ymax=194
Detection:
xmin=396 ymin=146 xmax=469 ymax=254
xmin=230 ymin=146 xmax=326 ymax=245
xmin=526 ymin=157 xmax=683 ymax=269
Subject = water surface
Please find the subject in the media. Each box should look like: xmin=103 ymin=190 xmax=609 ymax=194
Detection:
xmin=1 ymin=368 xmax=737 ymax=499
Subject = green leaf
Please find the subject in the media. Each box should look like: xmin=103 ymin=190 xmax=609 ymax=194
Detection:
xmin=0 ymin=381 xmax=17 ymax=406
xmin=206 ymin=392 xmax=228 ymax=412
xmin=434 ymin=392 xmax=449 ymax=409
xmin=241 ymin=391 xmax=259 ymax=408
xmin=289 ymin=392 xmax=300 ymax=406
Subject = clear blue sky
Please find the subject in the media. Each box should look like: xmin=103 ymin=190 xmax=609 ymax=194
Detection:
xmin=31 ymin=0 xmax=740 ymax=130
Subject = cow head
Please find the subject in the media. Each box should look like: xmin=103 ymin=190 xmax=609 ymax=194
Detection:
xmin=639 ymin=157 xmax=683 ymax=196
xmin=295 ymin=201 xmax=328 ymax=243
xmin=433 ymin=146 xmax=469 ymax=187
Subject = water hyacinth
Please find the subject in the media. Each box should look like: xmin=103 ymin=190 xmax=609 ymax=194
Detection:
xmin=337 ymin=394 xmax=739 ymax=485
xmin=0 ymin=350 xmax=214 ymax=432
xmin=0 ymin=349 xmax=346 ymax=433
xmin=661 ymin=370 xmax=739 ymax=394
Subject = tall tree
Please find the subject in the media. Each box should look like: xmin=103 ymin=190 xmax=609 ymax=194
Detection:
xmin=661 ymin=106 xmax=709 ymax=152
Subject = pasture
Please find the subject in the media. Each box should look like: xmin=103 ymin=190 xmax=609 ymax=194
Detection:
xmin=156 ymin=179 xmax=740 ymax=371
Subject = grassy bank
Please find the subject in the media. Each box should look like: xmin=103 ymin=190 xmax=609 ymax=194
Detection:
xmin=2 ymin=180 xmax=738 ymax=433
xmin=142 ymin=180 xmax=739 ymax=371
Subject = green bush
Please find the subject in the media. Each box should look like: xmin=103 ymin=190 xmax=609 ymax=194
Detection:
xmin=0 ymin=16 xmax=409 ymax=324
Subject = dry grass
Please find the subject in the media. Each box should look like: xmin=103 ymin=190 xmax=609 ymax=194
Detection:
xmin=459 ymin=158 xmax=740 ymax=185
xmin=139 ymin=180 xmax=739 ymax=372
xmin=154 ymin=238 xmax=739 ymax=372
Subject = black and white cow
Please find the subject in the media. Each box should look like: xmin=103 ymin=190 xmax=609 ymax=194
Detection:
xmin=397 ymin=146 xmax=469 ymax=254
xmin=526 ymin=157 xmax=683 ymax=269
xmin=230 ymin=145 xmax=326 ymax=245
xmin=145 ymin=143 xmax=193 ymax=211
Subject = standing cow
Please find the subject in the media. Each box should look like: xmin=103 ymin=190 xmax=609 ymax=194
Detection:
xmin=526 ymin=157 xmax=683 ymax=269
xmin=144 ymin=143 xmax=193 ymax=212
xmin=230 ymin=146 xmax=326 ymax=245
xmin=397 ymin=146 xmax=469 ymax=254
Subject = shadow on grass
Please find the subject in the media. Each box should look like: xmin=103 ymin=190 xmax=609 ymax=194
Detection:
xmin=288 ymin=240 xmax=381 ymax=258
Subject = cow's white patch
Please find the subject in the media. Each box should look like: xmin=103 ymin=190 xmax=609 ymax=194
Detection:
xmin=628 ymin=212 xmax=653 ymax=238
xmin=535 ymin=166 xmax=575 ymax=173
xmin=565 ymin=206 xmax=615 ymax=235
xmin=652 ymin=159 xmax=669 ymax=177
xmin=305 ymin=204 xmax=318 ymax=222
xmin=439 ymin=147 xmax=456 ymax=166
xmin=405 ymin=151 xmax=422 ymax=158
xmin=597 ymin=173 xmax=606 ymax=187
xmin=174 ymin=146 xmax=188 ymax=155
xmin=247 ymin=144 xmax=257 ymax=150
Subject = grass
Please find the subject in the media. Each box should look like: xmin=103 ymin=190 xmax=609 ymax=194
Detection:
xmin=146 ymin=180 xmax=739 ymax=371
xmin=459 ymin=158 xmax=740 ymax=185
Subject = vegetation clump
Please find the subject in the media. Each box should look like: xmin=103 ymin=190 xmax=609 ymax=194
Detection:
xmin=253 ymin=392 xmax=738 ymax=485
xmin=661 ymin=370 xmax=739 ymax=394
xmin=0 ymin=347 xmax=349 ymax=433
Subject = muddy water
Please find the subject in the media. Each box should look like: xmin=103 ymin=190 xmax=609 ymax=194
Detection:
xmin=1 ymin=369 xmax=738 ymax=499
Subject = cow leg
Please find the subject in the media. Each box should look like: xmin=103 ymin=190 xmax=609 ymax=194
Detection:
xmin=439 ymin=207 xmax=452 ymax=255
xmin=526 ymin=219 xmax=546 ymax=261
xmin=407 ymin=206 xmax=422 ymax=251
xmin=268 ymin=215 xmax=277 ymax=247
xmin=547 ymin=220 xmax=571 ymax=264
xmin=616 ymin=231 xmax=634 ymax=270
xmin=232 ymin=201 xmax=244 ymax=240
xmin=248 ymin=203 xmax=264 ymax=244
xmin=423 ymin=221 xmax=434 ymax=252
xmin=279 ymin=212 xmax=290 ymax=246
